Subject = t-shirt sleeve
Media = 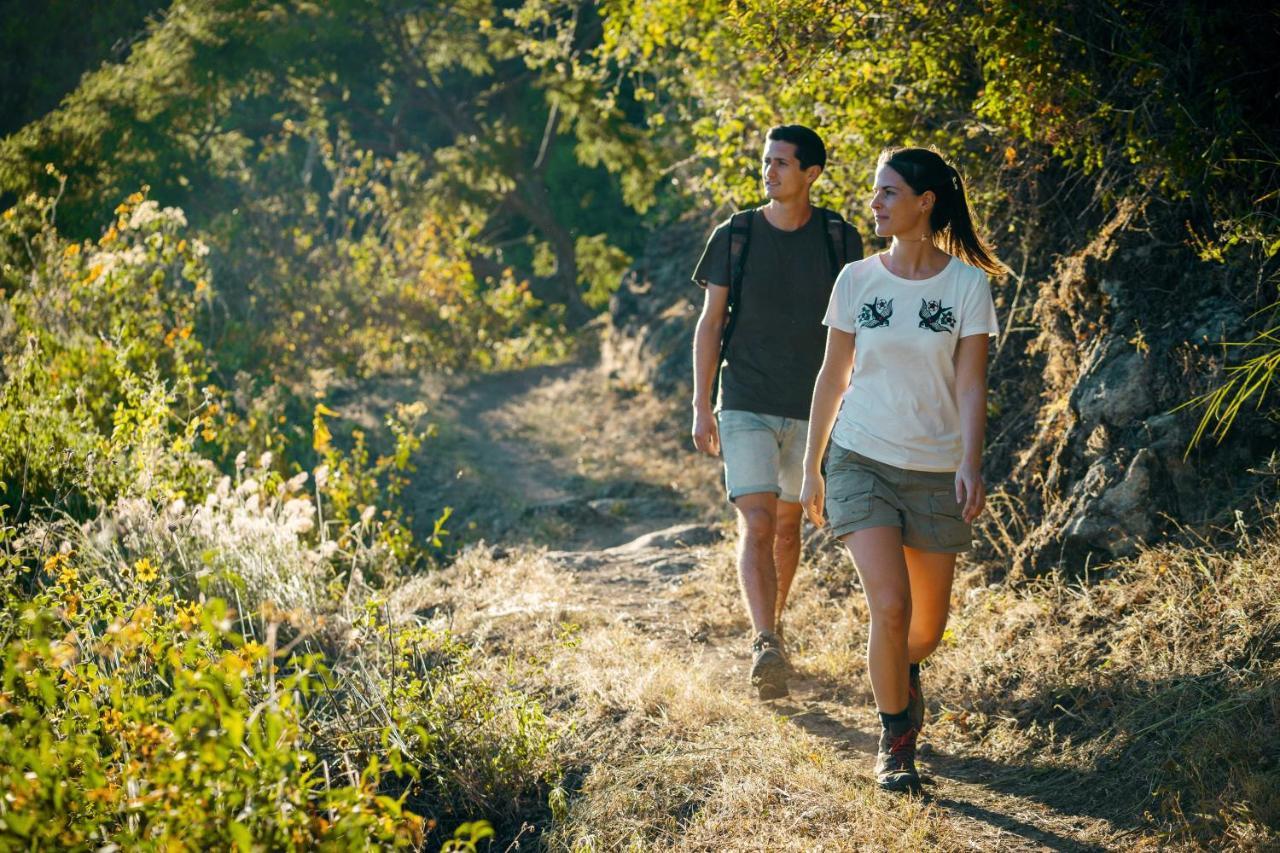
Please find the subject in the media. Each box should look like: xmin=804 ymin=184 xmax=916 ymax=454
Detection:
xmin=823 ymin=262 xmax=859 ymax=334
xmin=690 ymin=220 xmax=732 ymax=289
xmin=843 ymin=222 xmax=864 ymax=262
xmin=957 ymin=268 xmax=1000 ymax=338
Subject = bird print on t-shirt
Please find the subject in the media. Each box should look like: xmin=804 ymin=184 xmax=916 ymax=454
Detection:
xmin=918 ymin=299 xmax=956 ymax=333
xmin=858 ymin=297 xmax=894 ymax=329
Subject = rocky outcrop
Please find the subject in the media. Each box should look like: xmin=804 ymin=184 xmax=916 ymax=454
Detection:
xmin=1006 ymin=200 xmax=1266 ymax=574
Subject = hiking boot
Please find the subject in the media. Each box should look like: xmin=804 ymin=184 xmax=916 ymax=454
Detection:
xmin=907 ymin=664 xmax=924 ymax=731
xmin=750 ymin=630 xmax=789 ymax=700
xmin=875 ymin=725 xmax=921 ymax=793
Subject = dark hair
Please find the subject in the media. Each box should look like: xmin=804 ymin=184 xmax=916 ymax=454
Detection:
xmin=766 ymin=125 xmax=827 ymax=171
xmin=878 ymin=147 xmax=1008 ymax=276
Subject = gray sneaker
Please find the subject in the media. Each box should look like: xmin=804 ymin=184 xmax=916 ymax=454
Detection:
xmin=750 ymin=630 xmax=789 ymax=700
xmin=875 ymin=724 xmax=921 ymax=793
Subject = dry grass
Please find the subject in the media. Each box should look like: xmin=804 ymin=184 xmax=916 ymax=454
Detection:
xmin=418 ymin=507 xmax=1276 ymax=850
xmin=926 ymin=524 xmax=1280 ymax=848
xmin=394 ymin=366 xmax=1277 ymax=850
xmin=500 ymin=369 xmax=724 ymax=516
xmin=426 ymin=547 xmax=965 ymax=852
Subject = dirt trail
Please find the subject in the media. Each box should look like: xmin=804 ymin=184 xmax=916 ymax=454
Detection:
xmin=405 ymin=365 xmax=1135 ymax=852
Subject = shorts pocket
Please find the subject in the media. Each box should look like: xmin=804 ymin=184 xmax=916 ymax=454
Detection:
xmin=928 ymin=489 xmax=970 ymax=549
xmin=826 ymin=477 xmax=874 ymax=527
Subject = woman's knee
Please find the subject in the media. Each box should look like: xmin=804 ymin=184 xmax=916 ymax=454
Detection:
xmin=908 ymin=632 xmax=943 ymax=661
xmin=868 ymin=594 xmax=911 ymax=632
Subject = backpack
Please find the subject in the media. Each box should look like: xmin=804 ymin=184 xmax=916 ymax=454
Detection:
xmin=714 ymin=206 xmax=852 ymax=398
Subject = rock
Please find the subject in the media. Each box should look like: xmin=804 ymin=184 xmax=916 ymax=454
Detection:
xmin=1073 ymin=343 xmax=1153 ymax=427
xmin=1060 ymin=449 xmax=1156 ymax=558
xmin=606 ymin=523 xmax=722 ymax=553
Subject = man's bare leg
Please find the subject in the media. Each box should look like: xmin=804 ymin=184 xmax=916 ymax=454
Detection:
xmin=733 ymin=491 xmax=780 ymax=633
xmin=772 ymin=500 xmax=803 ymax=627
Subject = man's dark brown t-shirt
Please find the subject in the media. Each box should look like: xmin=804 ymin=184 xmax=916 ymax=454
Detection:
xmin=692 ymin=208 xmax=863 ymax=420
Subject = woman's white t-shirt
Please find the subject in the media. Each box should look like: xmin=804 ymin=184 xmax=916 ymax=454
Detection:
xmin=822 ymin=253 xmax=999 ymax=472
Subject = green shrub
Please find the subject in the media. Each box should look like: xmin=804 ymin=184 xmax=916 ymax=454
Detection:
xmin=0 ymin=519 xmax=423 ymax=849
xmin=0 ymin=181 xmax=222 ymax=518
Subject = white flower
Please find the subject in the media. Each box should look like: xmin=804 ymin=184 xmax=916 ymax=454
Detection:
xmin=258 ymin=451 xmax=274 ymax=469
xmin=284 ymin=471 xmax=308 ymax=493
xmin=360 ymin=505 xmax=377 ymax=524
xmin=234 ymin=451 xmax=247 ymax=472
xmin=127 ymin=200 xmax=161 ymax=230
xmin=313 ymin=465 xmax=329 ymax=488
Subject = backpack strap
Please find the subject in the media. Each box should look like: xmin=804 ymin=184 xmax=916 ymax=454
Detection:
xmin=818 ymin=206 xmax=848 ymax=277
xmin=719 ymin=209 xmax=755 ymax=359
xmin=711 ymin=209 xmax=754 ymax=407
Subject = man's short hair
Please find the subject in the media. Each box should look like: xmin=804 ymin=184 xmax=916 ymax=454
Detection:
xmin=766 ymin=125 xmax=827 ymax=171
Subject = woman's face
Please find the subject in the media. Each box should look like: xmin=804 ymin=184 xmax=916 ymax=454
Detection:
xmin=869 ymin=163 xmax=932 ymax=239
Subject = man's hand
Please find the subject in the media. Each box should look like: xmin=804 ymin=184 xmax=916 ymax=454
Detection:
xmin=691 ymin=407 xmax=720 ymax=456
xmin=800 ymin=472 xmax=825 ymax=527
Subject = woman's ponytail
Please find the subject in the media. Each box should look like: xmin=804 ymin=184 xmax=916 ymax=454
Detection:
xmin=879 ymin=148 xmax=1008 ymax=276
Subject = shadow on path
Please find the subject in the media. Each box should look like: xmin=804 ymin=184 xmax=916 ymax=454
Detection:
xmin=774 ymin=696 xmax=1132 ymax=852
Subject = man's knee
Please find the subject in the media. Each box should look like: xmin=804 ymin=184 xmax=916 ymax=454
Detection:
xmin=774 ymin=517 xmax=801 ymax=549
xmin=736 ymin=503 xmax=776 ymax=546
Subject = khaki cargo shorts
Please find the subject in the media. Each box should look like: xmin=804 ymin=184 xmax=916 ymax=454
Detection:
xmin=823 ymin=443 xmax=971 ymax=553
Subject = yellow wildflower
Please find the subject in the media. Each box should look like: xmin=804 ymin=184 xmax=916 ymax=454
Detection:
xmin=221 ymin=651 xmax=252 ymax=679
xmin=101 ymin=707 xmax=125 ymax=733
xmin=134 ymin=558 xmax=159 ymax=583
xmin=46 ymin=553 xmax=78 ymax=587
xmin=126 ymin=191 xmax=144 ymax=205
xmin=2 ymin=208 xmax=15 ymax=221
xmin=99 ymin=226 xmax=117 ymax=246
xmin=63 ymin=243 xmax=80 ymax=258
xmin=86 ymin=784 xmax=120 ymax=804
xmin=201 ymin=427 xmax=217 ymax=442
xmin=175 ymin=601 xmax=202 ymax=633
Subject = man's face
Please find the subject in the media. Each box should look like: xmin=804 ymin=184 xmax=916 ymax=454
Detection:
xmin=761 ymin=140 xmax=818 ymax=202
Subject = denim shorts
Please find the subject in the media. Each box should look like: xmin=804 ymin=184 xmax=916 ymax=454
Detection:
xmin=824 ymin=443 xmax=971 ymax=552
xmin=717 ymin=409 xmax=807 ymax=503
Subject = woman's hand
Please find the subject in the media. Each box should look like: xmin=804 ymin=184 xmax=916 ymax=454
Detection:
xmin=955 ymin=460 xmax=985 ymax=524
xmin=800 ymin=471 xmax=826 ymax=527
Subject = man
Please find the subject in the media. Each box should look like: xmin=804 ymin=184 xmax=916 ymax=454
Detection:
xmin=690 ymin=124 xmax=863 ymax=699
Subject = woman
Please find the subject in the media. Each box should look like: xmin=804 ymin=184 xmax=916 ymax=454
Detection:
xmin=800 ymin=147 xmax=1006 ymax=793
